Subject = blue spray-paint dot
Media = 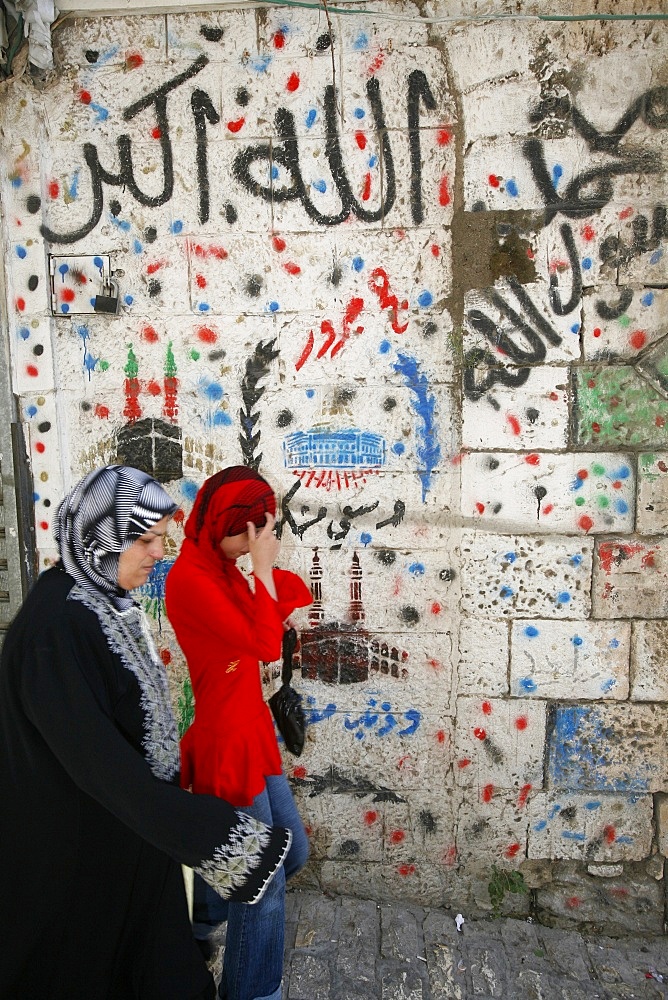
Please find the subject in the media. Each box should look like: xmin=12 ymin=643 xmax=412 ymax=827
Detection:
xmin=570 ymin=323 xmax=580 ymax=334
xmin=534 ymin=820 xmax=548 ymax=831
xmin=548 ymin=804 xmax=561 ymax=819
xmin=519 ymin=677 xmax=538 ymax=693
xmin=601 ymin=678 xmax=616 ymax=692
xmin=392 ymin=442 xmax=405 ymax=455
xmin=171 ymin=220 xmax=183 ymax=234
xmin=16 ymin=246 xmax=27 ymax=259
xmin=181 ymin=481 xmax=199 ymax=502
xmin=609 ymin=638 xmax=620 ymax=649
xmin=360 ymin=532 xmax=372 ymax=546
xmin=417 ymin=290 xmax=433 ymax=308
xmin=506 ymin=179 xmax=519 ymax=197
xmin=504 ymin=551 xmax=517 ymax=563
xmin=585 ymin=801 xmax=601 ymax=810
xmin=59 ymin=263 xmax=69 ymax=276
xmin=251 ymin=55 xmax=272 ymax=73
xmin=354 ymin=107 xmax=365 ymax=119
xmin=19 ymin=327 xmax=30 ymax=340
xmin=61 ymin=303 xmax=70 ymax=314
xmin=562 ymin=831 xmax=586 ymax=842
xmin=368 ymin=155 xmax=378 ymax=168
xmin=408 ymin=562 xmax=425 ymax=576
xmin=500 ymin=586 xmax=514 ymax=599
xmin=571 ymin=635 xmax=583 ymax=646
xmin=26 ymin=405 xmax=38 ymax=417
xmin=10 ymin=176 xmax=22 ymax=188
xmin=612 ymin=465 xmax=631 ymax=480
xmin=312 ymin=179 xmax=327 ymax=193
xmin=570 ymin=553 xmax=583 ymax=567
xmin=133 ymin=239 xmax=143 ymax=254
xmin=33 ymin=492 xmax=40 ymax=501
xmin=379 ymin=340 xmax=391 ymax=354
xmin=305 ymin=388 xmax=315 ymax=399
xmin=551 ymin=164 xmax=563 ymax=188
xmin=352 ymin=256 xmax=365 ymax=272
xmin=305 ymin=109 xmax=317 ymax=129
xmin=641 ymin=291 xmax=655 ymax=306
xmin=616 ymin=835 xmax=633 ymax=844
xmin=213 ymin=411 xmax=233 ymax=426
xmin=557 ymin=591 xmax=571 ymax=604
xmin=89 ymin=297 xmax=97 ymax=308
xmin=353 ymin=32 xmax=368 ymax=49
xmin=650 ymin=249 xmax=664 ymax=265
xmin=615 ymin=499 xmax=629 ymax=515
xmin=205 ymin=382 xmax=224 ymax=402
xmin=581 ymin=257 xmax=592 ymax=270
xmin=198 ymin=302 xmax=210 ymax=312
xmin=268 ymin=301 xmax=279 ymax=312
xmin=91 ymin=103 xmax=109 ymax=123
xmin=571 ymin=476 xmax=584 ymax=491
xmin=68 ymin=172 xmax=79 ymax=199
xmin=524 ymin=626 xmax=540 ymax=638
xmin=124 ymin=294 xmax=134 ymax=306
xmin=271 ymin=165 xmax=279 ymax=180
xmin=93 ymin=256 xmax=103 ymax=269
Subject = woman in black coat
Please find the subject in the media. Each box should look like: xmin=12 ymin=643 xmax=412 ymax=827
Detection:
xmin=0 ymin=465 xmax=291 ymax=1000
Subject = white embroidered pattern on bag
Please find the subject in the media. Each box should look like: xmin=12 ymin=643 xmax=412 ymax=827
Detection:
xmin=195 ymin=814 xmax=275 ymax=898
xmin=69 ymin=586 xmax=180 ymax=782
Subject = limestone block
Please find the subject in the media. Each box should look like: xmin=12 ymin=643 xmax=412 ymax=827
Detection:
xmin=6 ymin=239 xmax=49 ymax=325
xmin=547 ymin=703 xmax=668 ymax=793
xmin=583 ymin=287 xmax=667 ymax=363
xmin=655 ymin=793 xmax=668 ymax=856
xmin=510 ymin=619 xmax=631 ymax=701
xmin=461 ymin=452 xmax=634 ymax=535
xmin=637 ymin=453 xmax=668 ymax=534
xmin=446 ymin=19 xmax=537 ymax=92
xmin=460 ymin=532 xmax=593 ymax=619
xmin=460 ymin=78 xmax=536 ymax=147
xmin=457 ymin=617 xmax=509 ymax=697
xmin=11 ymin=317 xmax=55 ymax=396
xmin=574 ymin=367 xmax=668 ymax=449
xmin=22 ymin=391 xmax=63 ymax=566
xmin=294 ymin=790 xmax=385 ymax=863
xmin=319 ymin=859 xmax=463 ymax=908
xmin=167 ymin=10 xmax=258 ymax=64
xmin=593 ymin=536 xmax=668 ymax=619
xmin=380 ymin=789 xmax=457 ymax=866
xmin=454 ymin=696 xmax=546 ymax=791
xmin=528 ymin=791 xmax=653 ymax=862
xmin=1 ymin=128 xmax=44 ymax=243
xmin=463 ymin=137 xmax=545 ymax=213
xmin=462 ymin=365 xmax=569 ymax=450
xmin=619 ymin=209 xmax=668 ymax=285
xmin=630 ymin=620 xmax=668 ymax=701
xmin=52 ymin=14 xmax=167 ymax=69
xmin=455 ymin=787 xmax=533 ymax=869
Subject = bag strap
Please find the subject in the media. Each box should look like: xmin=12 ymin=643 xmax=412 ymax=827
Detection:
xmin=281 ymin=627 xmax=298 ymax=686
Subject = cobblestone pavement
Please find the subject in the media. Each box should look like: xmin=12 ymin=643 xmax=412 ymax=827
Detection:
xmin=210 ymin=889 xmax=668 ymax=1000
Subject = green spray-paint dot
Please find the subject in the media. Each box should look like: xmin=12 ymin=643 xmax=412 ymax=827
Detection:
xmin=641 ymin=454 xmax=656 ymax=468
xmin=99 ymin=360 xmax=110 ymax=371
xmin=591 ymin=464 xmax=605 ymax=476
xmin=575 ymin=496 xmax=586 ymax=506
xmin=618 ymin=314 xmax=631 ymax=327
xmin=597 ymin=495 xmax=610 ymax=508
xmin=190 ymin=349 xmax=200 ymax=361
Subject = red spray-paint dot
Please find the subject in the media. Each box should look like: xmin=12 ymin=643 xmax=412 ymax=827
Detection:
xmin=35 ymin=441 xmax=45 ymax=454
xmin=438 ymin=176 xmax=450 ymax=206
xmin=630 ymin=330 xmax=646 ymax=350
xmin=593 ymin=327 xmax=602 ymax=338
xmin=26 ymin=364 xmax=38 ymax=377
xmin=398 ymin=864 xmax=416 ymax=877
xmin=515 ymin=716 xmax=528 ymax=731
xmin=604 ymin=824 xmax=616 ymax=844
xmin=195 ymin=274 xmax=207 ymax=289
xmin=549 ymin=391 xmax=560 ymax=401
xmin=173 ymin=509 xmax=185 ymax=526
xmin=431 ymin=602 xmax=442 ymax=615
xmin=141 ymin=325 xmax=159 ymax=342
xmin=293 ymin=765 xmax=307 ymax=778
xmin=16 ymin=298 xmax=26 ymax=312
xmin=152 ymin=127 xmax=162 ymax=139
xmin=304 ymin=825 xmax=313 ymax=837
xmin=431 ymin=244 xmax=440 ymax=257
xmin=582 ymin=224 xmax=595 ymax=241
xmin=443 ymin=846 xmax=457 ymax=867
xmin=79 ymin=90 xmax=92 ymax=105
xmin=507 ymin=414 xmax=521 ymax=435
xmin=125 ymin=51 xmax=144 ymax=70
xmin=587 ymin=379 xmax=597 ymax=389
xmin=488 ymin=174 xmax=501 ymax=188
xmin=457 ymin=758 xmax=471 ymax=769
xmin=60 ymin=288 xmax=75 ymax=303
xmin=160 ymin=649 xmax=172 ymax=665
xmin=147 ymin=380 xmax=161 ymax=397
xmin=475 ymin=502 xmax=485 ymax=514
xmin=272 ymin=235 xmax=286 ymax=252
xmin=283 ymin=261 xmax=301 ymax=275
xmin=390 ymin=830 xmax=405 ymax=845
xmin=355 ymin=131 xmax=367 ymax=150
xmin=566 ymin=896 xmax=581 ymax=909
xmin=364 ymin=810 xmax=378 ymax=826
xmin=576 ymin=469 xmax=588 ymax=480
xmin=147 ymin=261 xmax=165 ymax=275
xmin=578 ymin=515 xmax=594 ymax=532
xmin=482 ymin=784 xmax=494 ymax=803
xmin=543 ymin=504 xmax=554 ymax=515
xmin=273 ymin=30 xmax=285 ymax=48
xmin=95 ymin=404 xmax=110 ymax=419
xmin=437 ymin=128 xmax=452 ymax=146
xmin=361 ymin=173 xmax=372 ymax=202
xmin=656 ymin=415 xmax=666 ymax=428
xmin=48 ymin=181 xmax=60 ymax=199
xmin=39 ymin=520 xmax=49 ymax=531
xmin=482 ymin=701 xmax=492 ymax=715
xmin=473 ymin=727 xmax=486 ymax=741
xmin=591 ymin=422 xmax=601 ymax=434
xmin=619 ymin=206 xmax=634 ymax=220
xmin=643 ymin=552 xmax=656 ymax=569
xmin=518 ymin=784 xmax=532 ymax=808
xmin=525 ymin=453 xmax=540 ymax=466
xmin=227 ymin=118 xmax=245 ymax=133
xmin=505 ymin=842 xmax=521 ymax=859
xmin=197 ymin=326 xmax=217 ymax=344
xmin=286 ymin=72 xmax=300 ymax=92
xmin=436 ymin=730 xmax=446 ymax=743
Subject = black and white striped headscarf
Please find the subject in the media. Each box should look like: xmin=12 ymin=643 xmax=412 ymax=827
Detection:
xmin=55 ymin=465 xmax=179 ymax=611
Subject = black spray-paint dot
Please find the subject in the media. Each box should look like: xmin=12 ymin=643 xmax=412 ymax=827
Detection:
xmin=492 ymin=502 xmax=502 ymax=514
xmin=329 ymin=265 xmax=343 ymax=287
xmin=335 ymin=387 xmax=356 ymax=405
xmin=276 ymin=409 xmax=293 ymax=428
xmin=245 ymin=275 xmax=263 ymax=298
xmin=383 ymin=397 xmax=397 ymax=412
xmin=26 ymin=194 xmax=41 ymax=214
xmin=339 ymin=840 xmax=360 ymax=857
xmin=84 ymin=50 xmax=99 ymax=63
xmin=496 ymin=223 xmax=512 ymax=237
xmin=471 ymin=200 xmax=486 ymax=212
xmin=144 ymin=226 xmax=158 ymax=243
xmin=488 ymin=457 xmax=500 ymax=470
xmin=208 ymin=349 xmax=226 ymax=362
xmin=236 ymin=87 xmax=250 ymax=107
xmin=526 ymin=407 xmax=540 ymax=424
xmin=399 ymin=606 xmax=420 ymax=625
xmin=225 ymin=203 xmax=238 ymax=224
xmin=419 ymin=810 xmax=437 ymax=835
xmin=37 ymin=421 xmax=51 ymax=433
xmin=535 ymin=486 xmax=547 ymax=502
xmin=316 ymin=33 xmax=332 ymax=51
xmin=439 ymin=568 xmax=455 ymax=582
xmin=43 ymin=498 xmax=51 ymax=507
xmin=200 ymin=25 xmax=224 ymax=42
xmin=33 ymin=344 xmax=44 ymax=356
xmin=375 ymin=549 xmax=396 ymax=566
xmin=109 ymin=199 xmax=122 ymax=217
xmin=147 ymin=279 xmax=162 ymax=298
xmin=28 ymin=275 xmax=39 ymax=291
xmin=81 ymin=401 xmax=92 ymax=411
xmin=423 ymin=321 xmax=437 ymax=338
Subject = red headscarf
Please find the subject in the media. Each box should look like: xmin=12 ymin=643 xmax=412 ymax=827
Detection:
xmin=184 ymin=467 xmax=276 ymax=566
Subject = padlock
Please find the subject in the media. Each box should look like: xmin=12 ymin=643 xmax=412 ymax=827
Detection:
xmin=93 ymin=279 xmax=119 ymax=314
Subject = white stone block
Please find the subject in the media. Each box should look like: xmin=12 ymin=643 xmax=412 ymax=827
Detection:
xmin=455 ymin=788 xmax=532 ymax=869
xmin=630 ymin=620 xmax=668 ymax=701
xmin=52 ymin=14 xmax=167 ymax=69
xmin=637 ymin=453 xmax=668 ymax=534
xmin=460 ymin=452 xmax=635 ymax=535
xmin=460 ymin=532 xmax=593 ymax=619
xmin=457 ymin=617 xmax=509 ymax=697
xmin=446 ymin=20 xmax=537 ymax=92
xmin=11 ymin=317 xmax=55 ymax=395
xmin=454 ymin=696 xmax=546 ymax=791
xmin=510 ymin=619 xmax=630 ymax=700
xmin=593 ymin=537 xmax=668 ymax=619
xmin=528 ymin=792 xmax=653 ymax=862
xmin=583 ymin=287 xmax=667 ymax=363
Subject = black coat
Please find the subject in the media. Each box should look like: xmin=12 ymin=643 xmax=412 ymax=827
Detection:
xmin=0 ymin=567 xmax=289 ymax=1000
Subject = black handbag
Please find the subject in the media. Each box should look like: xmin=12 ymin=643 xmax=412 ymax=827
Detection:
xmin=269 ymin=628 xmax=306 ymax=757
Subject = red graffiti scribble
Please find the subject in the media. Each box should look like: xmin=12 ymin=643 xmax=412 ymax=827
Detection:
xmin=525 ymin=453 xmax=540 ymax=466
xmin=517 ymin=784 xmax=532 ymax=808
xmin=124 ymin=378 xmax=142 ymax=422
xmin=398 ymin=864 xmax=416 ymax=877
xmin=227 ymin=118 xmax=245 ymax=133
xmin=364 ymin=810 xmax=378 ymax=826
xmin=439 ymin=176 xmax=450 ymax=206
xmin=286 ymin=72 xmax=300 ymax=92
xmin=368 ymin=51 xmax=385 ymax=75
xmin=295 ymin=330 xmax=314 ymax=372
xmin=295 ymin=299 xmax=364 ymax=369
xmin=361 ymin=173 xmax=372 ymax=201
xmin=196 ymin=274 xmax=207 ymax=289
xmin=147 ymin=260 xmax=167 ymax=275
xmin=390 ymin=830 xmax=405 ymax=845
xmin=160 ymin=648 xmax=172 ymax=665
xmin=141 ymin=324 xmax=159 ymax=342
xmin=507 ymin=414 xmax=521 ymax=435
xmin=482 ymin=701 xmax=492 ymax=715
xmin=504 ymin=842 xmax=521 ymax=859
xmin=125 ymin=51 xmax=144 ymax=70
xmin=191 ymin=242 xmax=228 ymax=260
xmin=94 ymin=404 xmax=109 ymax=419
xmin=598 ymin=541 xmax=652 ymax=574
xmin=368 ymin=268 xmax=409 ymax=334
xmin=482 ymin=784 xmax=494 ymax=803
xmin=443 ymin=846 xmax=457 ymax=867
xmin=515 ymin=715 xmax=528 ymax=731
xmin=578 ymin=515 xmax=594 ymax=532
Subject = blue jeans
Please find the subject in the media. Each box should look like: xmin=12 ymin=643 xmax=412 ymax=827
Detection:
xmin=218 ymin=774 xmax=309 ymax=1000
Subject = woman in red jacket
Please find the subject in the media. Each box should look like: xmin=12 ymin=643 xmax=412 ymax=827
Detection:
xmin=166 ymin=467 xmax=312 ymax=1000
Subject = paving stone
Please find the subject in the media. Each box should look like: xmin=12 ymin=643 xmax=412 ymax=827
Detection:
xmin=537 ymin=927 xmax=595 ymax=981
xmin=336 ymin=896 xmax=380 ymax=982
xmin=294 ymin=892 xmax=340 ymax=949
xmin=380 ymin=902 xmax=423 ymax=962
xmin=423 ymin=911 xmax=467 ymax=999
xmin=287 ymin=953 xmax=332 ymax=1000
xmin=466 ymin=943 xmax=509 ymax=996
xmin=380 ymin=964 xmax=424 ymax=1000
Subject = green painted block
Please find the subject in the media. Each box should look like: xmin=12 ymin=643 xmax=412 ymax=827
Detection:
xmin=575 ymin=367 xmax=668 ymax=447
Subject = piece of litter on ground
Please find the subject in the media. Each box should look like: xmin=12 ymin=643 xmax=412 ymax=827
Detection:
xmin=646 ymin=969 xmax=665 ymax=982
xmin=457 ymin=959 xmax=466 ymax=973
xmin=417 ymin=955 xmax=427 ymax=963
xmin=455 ymin=913 xmax=465 ymax=932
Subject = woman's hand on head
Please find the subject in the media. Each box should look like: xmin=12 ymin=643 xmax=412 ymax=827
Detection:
xmin=247 ymin=514 xmax=280 ymax=580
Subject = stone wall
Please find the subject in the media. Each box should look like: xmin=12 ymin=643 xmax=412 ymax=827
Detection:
xmin=1 ymin=2 xmax=667 ymax=932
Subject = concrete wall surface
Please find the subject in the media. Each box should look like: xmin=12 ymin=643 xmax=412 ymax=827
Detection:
xmin=1 ymin=2 xmax=667 ymax=933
